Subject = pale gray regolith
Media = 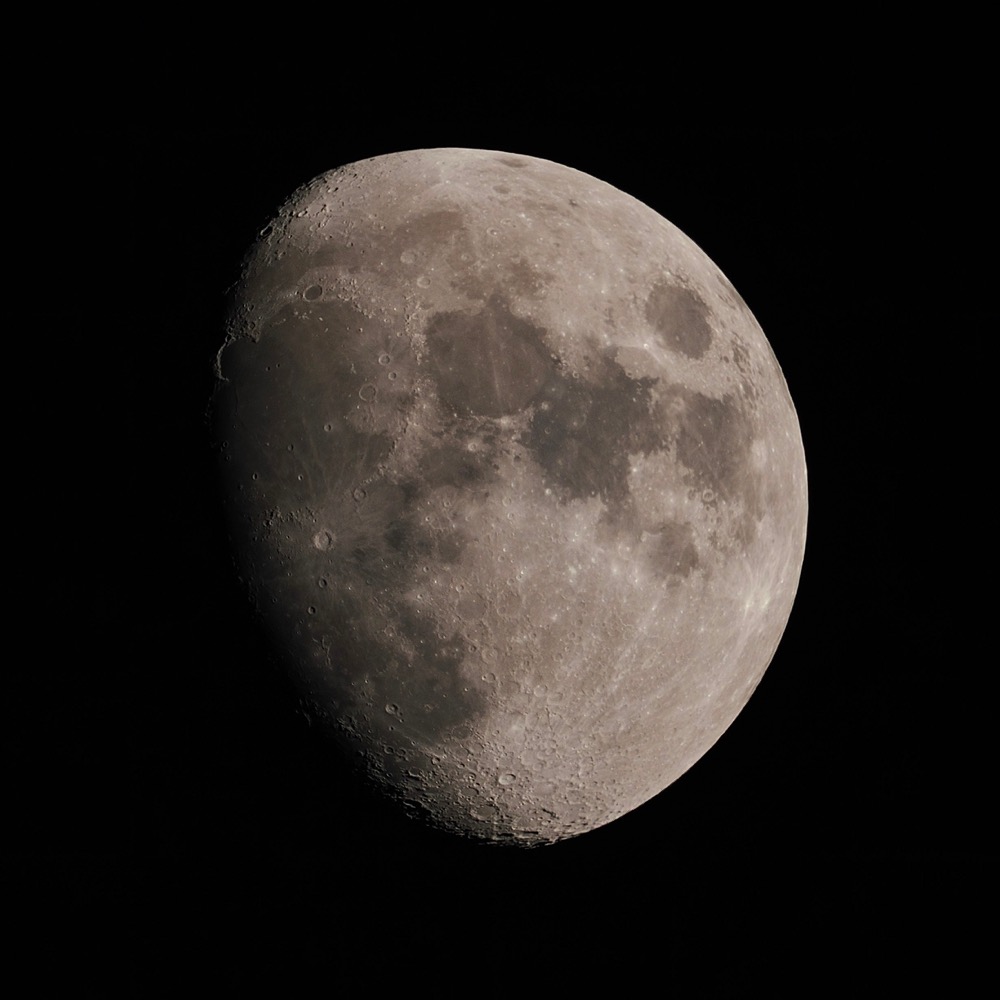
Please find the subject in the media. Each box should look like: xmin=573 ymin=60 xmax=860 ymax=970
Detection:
xmin=213 ymin=148 xmax=807 ymax=845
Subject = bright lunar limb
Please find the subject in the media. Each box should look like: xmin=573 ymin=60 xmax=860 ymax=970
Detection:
xmin=213 ymin=149 xmax=807 ymax=845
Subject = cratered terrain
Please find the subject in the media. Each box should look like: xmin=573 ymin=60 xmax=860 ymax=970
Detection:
xmin=212 ymin=148 xmax=807 ymax=845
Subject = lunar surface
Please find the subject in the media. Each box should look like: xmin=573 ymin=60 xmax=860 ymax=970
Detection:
xmin=213 ymin=148 xmax=807 ymax=845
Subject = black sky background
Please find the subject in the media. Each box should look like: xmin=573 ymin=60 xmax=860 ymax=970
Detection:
xmin=17 ymin=63 xmax=993 ymax=987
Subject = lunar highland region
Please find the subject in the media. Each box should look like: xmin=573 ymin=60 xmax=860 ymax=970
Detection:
xmin=213 ymin=149 xmax=807 ymax=845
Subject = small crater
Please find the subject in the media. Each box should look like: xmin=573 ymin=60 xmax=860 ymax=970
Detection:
xmin=470 ymin=804 xmax=500 ymax=821
xmin=313 ymin=529 xmax=335 ymax=551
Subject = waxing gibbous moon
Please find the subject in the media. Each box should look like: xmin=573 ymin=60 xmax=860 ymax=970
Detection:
xmin=213 ymin=149 xmax=807 ymax=845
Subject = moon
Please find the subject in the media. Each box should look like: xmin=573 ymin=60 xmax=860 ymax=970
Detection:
xmin=213 ymin=149 xmax=807 ymax=845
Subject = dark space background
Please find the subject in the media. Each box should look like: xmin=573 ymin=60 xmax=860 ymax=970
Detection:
xmin=16 ymin=61 xmax=992 ymax=988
